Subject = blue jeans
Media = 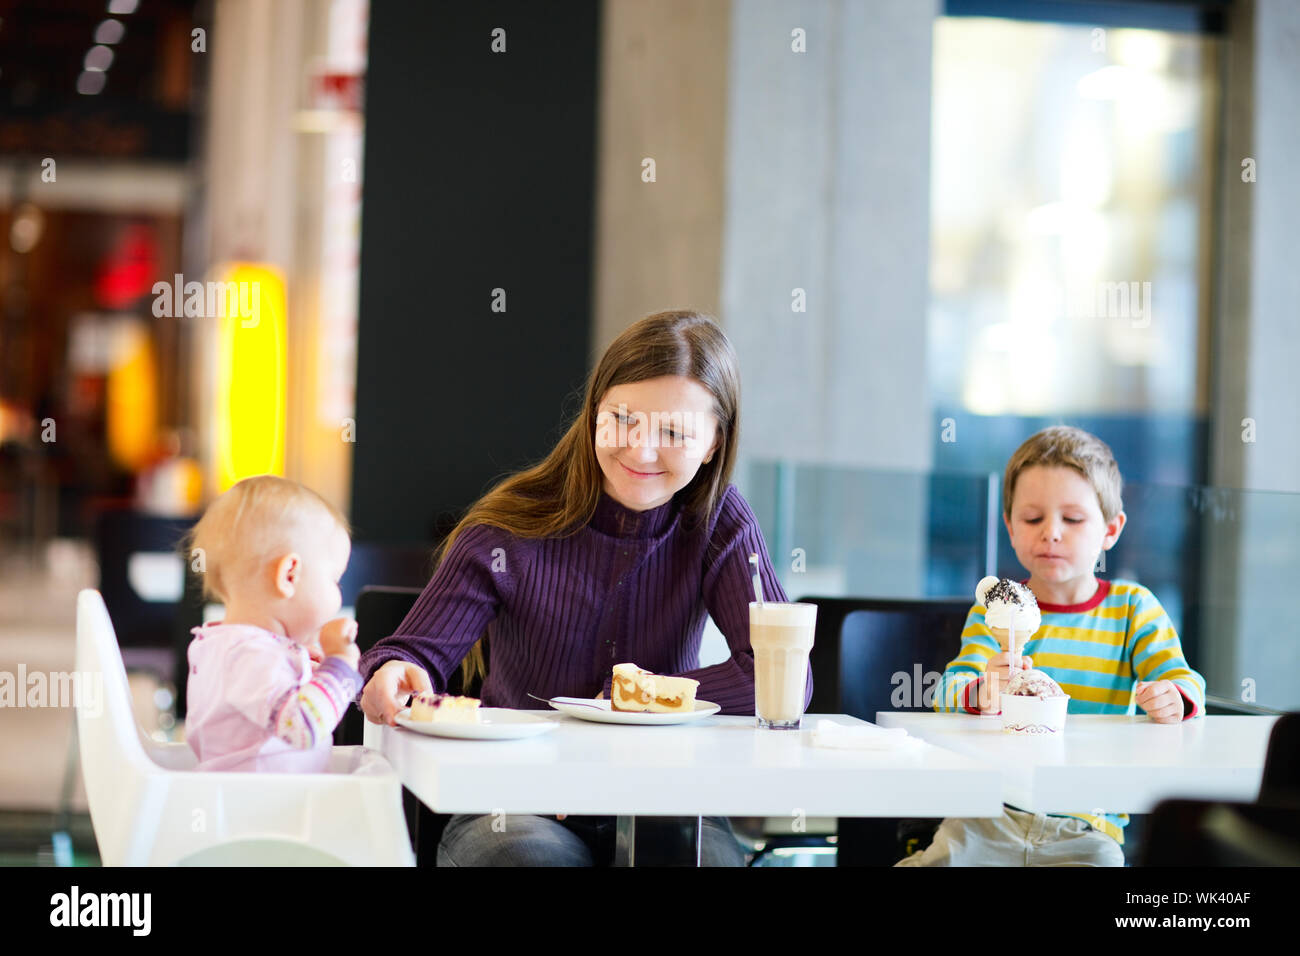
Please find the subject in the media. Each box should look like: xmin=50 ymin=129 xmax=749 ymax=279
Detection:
xmin=437 ymin=813 xmax=746 ymax=866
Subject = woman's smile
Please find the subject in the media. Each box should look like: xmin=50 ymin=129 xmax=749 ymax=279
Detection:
xmin=618 ymin=460 xmax=665 ymax=478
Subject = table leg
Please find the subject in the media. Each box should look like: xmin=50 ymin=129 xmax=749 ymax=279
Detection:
xmin=615 ymin=816 xmax=702 ymax=866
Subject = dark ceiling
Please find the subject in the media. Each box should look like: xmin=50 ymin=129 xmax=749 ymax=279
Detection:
xmin=0 ymin=0 xmax=204 ymax=159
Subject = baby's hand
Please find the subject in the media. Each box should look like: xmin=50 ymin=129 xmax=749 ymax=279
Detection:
xmin=1135 ymin=680 xmax=1184 ymax=723
xmin=319 ymin=617 xmax=358 ymax=655
xmin=319 ymin=618 xmax=359 ymax=670
xmin=977 ymin=651 xmax=1033 ymax=713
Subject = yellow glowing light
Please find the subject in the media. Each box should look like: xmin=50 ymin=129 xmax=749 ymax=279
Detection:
xmin=107 ymin=320 xmax=159 ymax=471
xmin=214 ymin=263 xmax=287 ymax=492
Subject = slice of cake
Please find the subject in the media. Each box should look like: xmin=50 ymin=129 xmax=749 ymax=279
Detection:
xmin=610 ymin=663 xmax=700 ymax=714
xmin=408 ymin=691 xmax=481 ymax=723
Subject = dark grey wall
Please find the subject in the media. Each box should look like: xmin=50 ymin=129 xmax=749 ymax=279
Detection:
xmin=352 ymin=1 xmax=599 ymax=542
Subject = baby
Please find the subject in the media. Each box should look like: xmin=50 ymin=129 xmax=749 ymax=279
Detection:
xmin=182 ymin=475 xmax=361 ymax=772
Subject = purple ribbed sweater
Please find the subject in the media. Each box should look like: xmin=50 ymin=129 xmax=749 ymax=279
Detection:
xmin=357 ymin=484 xmax=812 ymax=715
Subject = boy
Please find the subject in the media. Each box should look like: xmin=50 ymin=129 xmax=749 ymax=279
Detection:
xmin=898 ymin=426 xmax=1205 ymax=866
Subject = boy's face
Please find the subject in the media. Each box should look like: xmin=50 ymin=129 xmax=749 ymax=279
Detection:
xmin=1004 ymin=465 xmax=1125 ymax=592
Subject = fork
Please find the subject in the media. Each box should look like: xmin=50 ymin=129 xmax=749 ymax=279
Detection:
xmin=526 ymin=692 xmax=605 ymax=710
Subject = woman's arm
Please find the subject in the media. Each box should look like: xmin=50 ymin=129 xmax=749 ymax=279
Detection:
xmin=357 ymin=524 xmax=514 ymax=692
xmin=684 ymin=486 xmax=808 ymax=715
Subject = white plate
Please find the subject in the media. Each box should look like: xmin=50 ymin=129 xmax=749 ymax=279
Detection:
xmin=546 ymin=697 xmax=721 ymax=725
xmin=395 ymin=707 xmax=560 ymax=740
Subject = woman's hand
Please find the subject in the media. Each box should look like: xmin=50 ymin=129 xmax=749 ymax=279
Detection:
xmin=361 ymin=659 xmax=433 ymax=725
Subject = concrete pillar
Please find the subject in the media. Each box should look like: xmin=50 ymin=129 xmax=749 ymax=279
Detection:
xmin=720 ymin=0 xmax=937 ymax=596
xmin=590 ymin=0 xmax=732 ymax=359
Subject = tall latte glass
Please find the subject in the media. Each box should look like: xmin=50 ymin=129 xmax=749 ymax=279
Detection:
xmin=749 ymin=602 xmax=817 ymax=729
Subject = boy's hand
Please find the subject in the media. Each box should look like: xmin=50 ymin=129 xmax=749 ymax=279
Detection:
xmin=977 ymin=652 xmax=1033 ymax=713
xmin=1135 ymin=680 xmax=1184 ymax=723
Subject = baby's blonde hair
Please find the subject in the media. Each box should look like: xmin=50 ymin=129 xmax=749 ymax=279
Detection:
xmin=182 ymin=475 xmax=350 ymax=603
xmin=1003 ymin=426 xmax=1123 ymax=522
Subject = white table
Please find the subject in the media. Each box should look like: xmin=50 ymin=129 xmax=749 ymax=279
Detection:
xmin=365 ymin=711 xmax=1002 ymax=863
xmin=875 ymin=713 xmax=1279 ymax=814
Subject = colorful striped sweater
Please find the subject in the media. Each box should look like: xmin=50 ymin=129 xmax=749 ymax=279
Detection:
xmin=934 ymin=578 xmax=1207 ymax=842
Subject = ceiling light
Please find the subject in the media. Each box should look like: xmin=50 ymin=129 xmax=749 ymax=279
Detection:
xmin=95 ymin=19 xmax=125 ymax=44
xmin=77 ymin=70 xmax=107 ymax=95
xmin=84 ymin=45 xmax=115 ymax=71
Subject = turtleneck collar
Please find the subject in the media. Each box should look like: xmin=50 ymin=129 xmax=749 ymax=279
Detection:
xmin=590 ymin=489 xmax=680 ymax=539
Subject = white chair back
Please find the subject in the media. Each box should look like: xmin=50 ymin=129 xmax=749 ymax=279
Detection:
xmin=73 ymin=588 xmax=413 ymax=866
xmin=76 ymin=589 xmax=168 ymax=865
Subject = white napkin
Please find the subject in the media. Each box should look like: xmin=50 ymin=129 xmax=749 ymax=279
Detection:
xmin=811 ymin=719 xmax=923 ymax=751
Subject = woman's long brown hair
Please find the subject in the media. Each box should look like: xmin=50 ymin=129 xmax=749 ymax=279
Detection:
xmin=444 ymin=309 xmax=742 ymax=686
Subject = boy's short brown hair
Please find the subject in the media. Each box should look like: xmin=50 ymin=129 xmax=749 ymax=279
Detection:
xmin=1003 ymin=426 xmax=1123 ymax=521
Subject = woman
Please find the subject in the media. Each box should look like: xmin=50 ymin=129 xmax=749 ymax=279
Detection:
xmin=358 ymin=310 xmax=810 ymax=865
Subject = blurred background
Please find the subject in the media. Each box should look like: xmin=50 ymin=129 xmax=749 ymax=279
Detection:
xmin=1 ymin=0 xmax=1296 ymax=864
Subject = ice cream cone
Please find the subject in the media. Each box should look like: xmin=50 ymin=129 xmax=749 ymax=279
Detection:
xmin=989 ymin=625 xmax=1032 ymax=668
xmin=988 ymin=625 xmax=1033 ymax=651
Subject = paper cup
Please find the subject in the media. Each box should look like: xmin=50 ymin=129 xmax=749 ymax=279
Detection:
xmin=1000 ymin=693 xmax=1069 ymax=734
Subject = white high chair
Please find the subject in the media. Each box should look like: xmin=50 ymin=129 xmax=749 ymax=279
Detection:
xmin=75 ymin=589 xmax=415 ymax=866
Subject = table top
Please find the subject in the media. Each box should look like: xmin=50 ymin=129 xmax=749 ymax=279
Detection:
xmin=875 ymin=712 xmax=1279 ymax=814
xmin=365 ymin=712 xmax=1003 ymax=818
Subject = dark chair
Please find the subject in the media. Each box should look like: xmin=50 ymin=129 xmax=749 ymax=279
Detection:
xmin=1140 ymin=800 xmax=1300 ymax=865
xmin=344 ymin=585 xmax=488 ymax=866
xmin=798 ymin=595 xmax=970 ymax=866
xmin=338 ymin=542 xmax=435 ymax=608
xmin=1140 ymin=713 xmax=1300 ymax=865
xmin=95 ymin=508 xmax=199 ymax=685
xmin=1259 ymin=712 xmax=1300 ymax=804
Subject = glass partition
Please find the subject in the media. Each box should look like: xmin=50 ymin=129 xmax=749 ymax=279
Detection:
xmin=741 ymin=460 xmax=1299 ymax=712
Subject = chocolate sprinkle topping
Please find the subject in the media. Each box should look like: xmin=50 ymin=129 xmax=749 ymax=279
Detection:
xmin=983 ymin=577 xmax=1038 ymax=611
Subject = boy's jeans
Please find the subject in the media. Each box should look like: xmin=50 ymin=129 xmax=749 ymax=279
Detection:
xmin=437 ymin=813 xmax=746 ymax=866
xmin=895 ymin=806 xmax=1125 ymax=866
